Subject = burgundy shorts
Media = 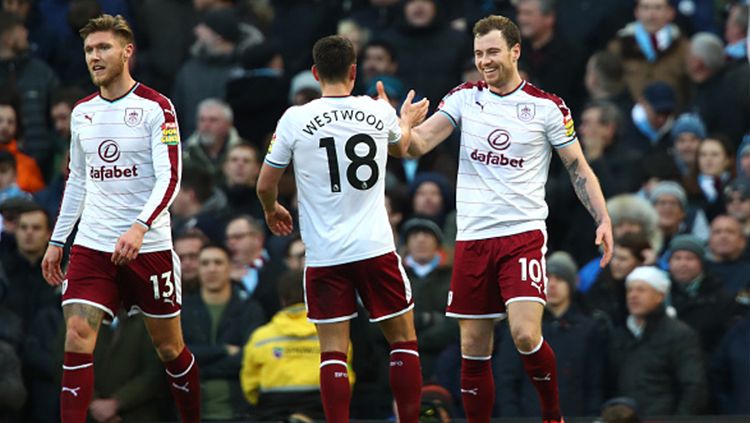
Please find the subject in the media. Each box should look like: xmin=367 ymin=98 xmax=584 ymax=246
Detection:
xmin=304 ymin=251 xmax=413 ymax=323
xmin=446 ymin=229 xmax=547 ymax=319
xmin=62 ymin=245 xmax=181 ymax=321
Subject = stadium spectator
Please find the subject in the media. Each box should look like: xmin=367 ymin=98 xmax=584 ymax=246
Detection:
xmin=48 ymin=0 xmax=101 ymax=91
xmin=598 ymin=397 xmax=642 ymax=423
xmin=583 ymin=51 xmax=635 ymax=127
xmin=225 ymin=39 xmax=288 ymax=146
xmin=385 ymin=186 xmax=409 ymax=245
xmin=630 ymin=81 xmax=677 ymax=155
xmin=288 ymin=70 xmax=321 ymax=106
xmin=88 ymin=311 xmax=167 ymax=423
xmin=667 ymin=234 xmax=737 ymax=355
xmin=497 ymin=251 xmax=606 ymax=417
xmin=400 ymin=218 xmax=456 ymax=380
xmin=283 ymin=234 xmax=305 ymax=272
xmin=686 ymin=32 xmax=750 ymax=147
xmin=338 ymin=18 xmax=369 ymax=56
xmin=0 ymin=100 xmax=45 ymax=192
xmin=171 ymin=164 xmax=228 ymax=243
xmin=723 ymin=177 xmax=750 ymax=236
xmin=358 ymin=39 xmax=399 ymax=88
xmin=711 ymin=314 xmax=750 ymax=414
xmin=670 ymin=113 xmax=706 ymax=176
xmin=225 ymin=215 xmax=283 ymax=319
xmin=607 ymin=0 xmax=690 ymax=108
xmin=707 ymin=215 xmax=750 ymax=295
xmin=516 ymin=0 xmax=586 ymax=113
xmin=608 ymin=266 xmax=707 ymax=415
xmin=578 ymin=194 xmax=661 ymax=292
xmin=221 ymin=143 xmax=263 ymax=219
xmin=381 ymin=0 xmax=469 ymax=107
xmin=0 ymin=151 xmax=31 ymax=204
xmin=0 ymin=10 xmax=59 ymax=173
xmin=0 ymin=206 xmax=57 ymax=332
xmin=684 ymin=135 xmax=734 ymax=222
xmin=172 ymin=8 xmax=244 ymax=136
xmin=181 ymin=244 xmax=266 ymax=421
xmin=408 ymin=172 xmax=456 ymax=245
xmin=174 ymin=229 xmax=209 ymax=296
xmin=183 ymin=98 xmax=244 ymax=183
xmin=724 ymin=3 xmax=748 ymax=62
xmin=240 ymin=270 xmax=354 ymax=421
xmin=47 ymin=87 xmax=85 ymax=178
xmin=585 ymin=232 xmax=651 ymax=327
xmin=650 ymin=181 xmax=710 ymax=249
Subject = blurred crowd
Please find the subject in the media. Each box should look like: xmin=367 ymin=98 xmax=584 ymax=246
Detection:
xmin=0 ymin=0 xmax=749 ymax=422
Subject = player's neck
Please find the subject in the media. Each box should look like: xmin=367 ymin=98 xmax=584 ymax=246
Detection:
xmin=100 ymin=74 xmax=137 ymax=101
xmin=320 ymin=81 xmax=353 ymax=97
xmin=488 ymin=73 xmax=523 ymax=96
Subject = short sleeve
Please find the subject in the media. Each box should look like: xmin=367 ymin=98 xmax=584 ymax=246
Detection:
xmin=382 ymin=102 xmax=402 ymax=144
xmin=545 ymin=98 xmax=577 ymax=149
xmin=436 ymin=84 xmax=469 ymax=128
xmin=264 ymin=110 xmax=295 ymax=168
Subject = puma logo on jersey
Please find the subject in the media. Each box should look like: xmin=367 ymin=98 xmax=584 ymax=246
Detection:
xmin=461 ymin=388 xmax=478 ymax=396
xmin=532 ymin=373 xmax=551 ymax=382
xmin=163 ymin=297 xmax=174 ymax=306
xmin=172 ymin=382 xmax=190 ymax=393
xmin=62 ymin=386 xmax=81 ymax=397
xmin=531 ymin=281 xmax=543 ymax=295
xmin=475 ymin=101 xmax=484 ymax=111
xmin=84 ymin=114 xmax=94 ymax=123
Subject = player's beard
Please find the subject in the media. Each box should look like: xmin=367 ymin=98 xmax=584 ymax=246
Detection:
xmin=90 ymin=59 xmax=125 ymax=88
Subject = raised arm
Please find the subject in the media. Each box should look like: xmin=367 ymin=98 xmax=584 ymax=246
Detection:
xmin=556 ymin=141 xmax=613 ymax=267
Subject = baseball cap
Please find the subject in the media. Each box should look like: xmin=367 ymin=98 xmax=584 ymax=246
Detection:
xmin=643 ymin=81 xmax=676 ymax=114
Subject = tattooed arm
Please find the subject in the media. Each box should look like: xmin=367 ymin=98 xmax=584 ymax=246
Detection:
xmin=556 ymin=141 xmax=614 ymax=267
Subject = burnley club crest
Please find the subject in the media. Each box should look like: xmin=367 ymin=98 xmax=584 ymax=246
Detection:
xmin=517 ymin=103 xmax=535 ymax=122
xmin=124 ymin=108 xmax=143 ymax=127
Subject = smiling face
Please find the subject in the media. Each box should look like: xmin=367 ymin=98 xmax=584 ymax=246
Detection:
xmin=83 ymin=30 xmax=132 ymax=88
xmin=474 ymin=29 xmax=520 ymax=89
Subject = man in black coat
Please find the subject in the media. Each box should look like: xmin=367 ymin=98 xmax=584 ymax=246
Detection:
xmin=181 ymin=245 xmax=266 ymax=420
xmin=608 ymin=266 xmax=707 ymax=416
xmin=667 ymin=234 xmax=739 ymax=355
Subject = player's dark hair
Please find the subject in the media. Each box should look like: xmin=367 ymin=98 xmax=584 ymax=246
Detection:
xmin=363 ymin=39 xmax=397 ymax=63
xmin=277 ymin=270 xmax=304 ymax=306
xmin=312 ymin=35 xmax=356 ymax=83
xmin=79 ymin=14 xmax=134 ymax=45
xmin=473 ymin=15 xmax=521 ymax=49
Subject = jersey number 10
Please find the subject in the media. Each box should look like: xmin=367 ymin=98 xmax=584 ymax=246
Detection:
xmin=319 ymin=134 xmax=379 ymax=192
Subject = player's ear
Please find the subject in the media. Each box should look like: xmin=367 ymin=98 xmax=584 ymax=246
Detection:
xmin=511 ymin=43 xmax=521 ymax=62
xmin=311 ymin=65 xmax=320 ymax=81
xmin=349 ymin=64 xmax=357 ymax=82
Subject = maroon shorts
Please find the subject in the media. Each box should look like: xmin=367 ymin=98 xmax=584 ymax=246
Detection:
xmin=446 ymin=230 xmax=548 ymax=319
xmin=62 ymin=245 xmax=181 ymax=321
xmin=304 ymin=251 xmax=413 ymax=323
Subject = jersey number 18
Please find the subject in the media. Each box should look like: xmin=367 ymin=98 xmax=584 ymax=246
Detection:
xmin=319 ymin=134 xmax=379 ymax=192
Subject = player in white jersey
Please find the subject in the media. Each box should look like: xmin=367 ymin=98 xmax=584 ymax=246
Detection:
xmin=39 ymin=15 xmax=200 ymax=423
xmin=256 ymin=35 xmax=429 ymax=423
xmin=390 ymin=15 xmax=614 ymax=423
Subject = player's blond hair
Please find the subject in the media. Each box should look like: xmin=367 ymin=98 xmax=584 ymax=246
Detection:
xmin=473 ymin=15 xmax=521 ymax=49
xmin=79 ymin=14 xmax=134 ymax=45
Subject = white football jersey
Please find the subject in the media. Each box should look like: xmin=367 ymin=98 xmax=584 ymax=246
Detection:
xmin=265 ymin=96 xmax=401 ymax=266
xmin=437 ymin=80 xmax=577 ymax=241
xmin=50 ymin=83 xmax=182 ymax=253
